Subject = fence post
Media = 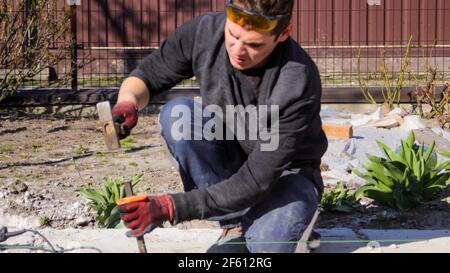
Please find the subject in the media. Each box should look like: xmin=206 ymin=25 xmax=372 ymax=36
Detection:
xmin=67 ymin=0 xmax=80 ymax=91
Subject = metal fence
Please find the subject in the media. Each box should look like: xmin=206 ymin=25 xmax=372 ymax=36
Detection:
xmin=3 ymin=0 xmax=450 ymax=91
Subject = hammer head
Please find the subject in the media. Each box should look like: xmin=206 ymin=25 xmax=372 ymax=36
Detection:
xmin=97 ymin=101 xmax=121 ymax=151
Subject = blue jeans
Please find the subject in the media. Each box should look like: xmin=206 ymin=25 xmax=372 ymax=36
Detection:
xmin=159 ymin=97 xmax=320 ymax=253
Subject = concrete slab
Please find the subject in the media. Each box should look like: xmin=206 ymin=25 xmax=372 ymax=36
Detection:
xmin=354 ymin=230 xmax=450 ymax=253
xmin=1 ymin=228 xmax=222 ymax=253
xmin=313 ymin=228 xmax=363 ymax=253
xmin=1 ymin=228 xmax=450 ymax=253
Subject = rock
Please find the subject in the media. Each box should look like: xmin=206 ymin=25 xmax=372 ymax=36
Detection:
xmin=9 ymin=181 xmax=28 ymax=194
xmin=350 ymin=115 xmax=372 ymax=127
xmin=75 ymin=216 xmax=92 ymax=227
xmin=343 ymin=139 xmax=357 ymax=156
xmin=400 ymin=115 xmax=427 ymax=132
xmin=350 ymin=107 xmax=384 ymax=127
xmin=43 ymin=193 xmax=55 ymax=200
xmin=386 ymin=107 xmax=407 ymax=117
xmin=322 ymin=170 xmax=351 ymax=185
xmin=432 ymin=127 xmax=450 ymax=142
xmin=347 ymin=159 xmax=360 ymax=171
xmin=320 ymin=163 xmax=330 ymax=172
xmin=370 ymin=107 xmax=385 ymax=121
xmin=365 ymin=115 xmax=404 ymax=129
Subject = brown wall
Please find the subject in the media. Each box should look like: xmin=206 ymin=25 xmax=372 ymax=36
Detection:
xmin=76 ymin=0 xmax=450 ymax=48
xmin=55 ymin=0 xmax=450 ymax=86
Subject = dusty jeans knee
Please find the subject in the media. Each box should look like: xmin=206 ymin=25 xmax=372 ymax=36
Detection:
xmin=158 ymin=97 xmax=249 ymax=228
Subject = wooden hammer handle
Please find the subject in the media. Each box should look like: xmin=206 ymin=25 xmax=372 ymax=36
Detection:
xmin=124 ymin=181 xmax=148 ymax=254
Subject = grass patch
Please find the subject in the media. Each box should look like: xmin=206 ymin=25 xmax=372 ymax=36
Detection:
xmin=14 ymin=173 xmax=31 ymax=181
xmin=0 ymin=143 xmax=16 ymax=154
xmin=100 ymin=159 xmax=109 ymax=165
xmin=39 ymin=216 xmax=51 ymax=227
xmin=120 ymin=136 xmax=136 ymax=150
xmin=31 ymin=143 xmax=42 ymax=152
xmin=94 ymin=151 xmax=115 ymax=159
xmin=74 ymin=144 xmax=89 ymax=155
xmin=129 ymin=162 xmax=138 ymax=168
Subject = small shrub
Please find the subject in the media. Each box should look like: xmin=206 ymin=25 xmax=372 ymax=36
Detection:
xmin=355 ymin=131 xmax=450 ymax=211
xmin=320 ymin=183 xmax=360 ymax=213
xmin=120 ymin=136 xmax=136 ymax=150
xmin=74 ymin=144 xmax=89 ymax=155
xmin=410 ymin=68 xmax=449 ymax=129
xmin=357 ymin=36 xmax=413 ymax=110
xmin=75 ymin=174 xmax=144 ymax=228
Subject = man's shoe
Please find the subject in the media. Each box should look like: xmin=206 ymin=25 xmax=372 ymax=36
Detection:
xmin=308 ymin=230 xmax=321 ymax=250
xmin=206 ymin=227 xmax=249 ymax=253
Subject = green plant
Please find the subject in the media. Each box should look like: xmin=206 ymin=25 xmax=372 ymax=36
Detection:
xmin=94 ymin=151 xmax=114 ymax=158
xmin=320 ymin=184 xmax=360 ymax=213
xmin=355 ymin=131 xmax=450 ymax=211
xmin=357 ymin=36 xmax=413 ymax=110
xmin=75 ymin=174 xmax=144 ymax=228
xmin=129 ymin=162 xmax=138 ymax=168
xmin=120 ymin=136 xmax=136 ymax=150
xmin=31 ymin=143 xmax=41 ymax=152
xmin=439 ymin=151 xmax=450 ymax=158
xmin=74 ymin=144 xmax=89 ymax=155
xmin=39 ymin=216 xmax=50 ymax=227
xmin=0 ymin=143 xmax=16 ymax=153
xmin=14 ymin=173 xmax=28 ymax=181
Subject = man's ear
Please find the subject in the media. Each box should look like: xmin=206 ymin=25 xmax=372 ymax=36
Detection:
xmin=277 ymin=23 xmax=293 ymax=42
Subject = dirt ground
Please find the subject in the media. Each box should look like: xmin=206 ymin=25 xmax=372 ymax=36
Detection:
xmin=1 ymin=110 xmax=449 ymax=231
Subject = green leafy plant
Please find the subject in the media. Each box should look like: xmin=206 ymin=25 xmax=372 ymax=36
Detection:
xmin=129 ymin=162 xmax=138 ymax=168
xmin=120 ymin=136 xmax=136 ymax=150
xmin=74 ymin=144 xmax=89 ymax=155
xmin=320 ymin=184 xmax=360 ymax=213
xmin=39 ymin=216 xmax=50 ymax=227
xmin=355 ymin=132 xmax=450 ymax=211
xmin=0 ymin=143 xmax=16 ymax=154
xmin=75 ymin=174 xmax=144 ymax=228
xmin=439 ymin=151 xmax=450 ymax=158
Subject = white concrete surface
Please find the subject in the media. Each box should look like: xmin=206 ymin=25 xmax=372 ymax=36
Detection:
xmin=2 ymin=228 xmax=450 ymax=253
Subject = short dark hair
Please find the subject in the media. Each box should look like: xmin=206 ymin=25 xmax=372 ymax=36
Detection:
xmin=233 ymin=0 xmax=294 ymax=35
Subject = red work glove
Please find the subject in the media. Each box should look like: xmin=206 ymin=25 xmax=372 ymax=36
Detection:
xmin=111 ymin=101 xmax=139 ymax=139
xmin=118 ymin=195 xmax=174 ymax=238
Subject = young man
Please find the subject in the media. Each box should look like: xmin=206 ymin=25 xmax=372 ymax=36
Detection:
xmin=113 ymin=0 xmax=328 ymax=253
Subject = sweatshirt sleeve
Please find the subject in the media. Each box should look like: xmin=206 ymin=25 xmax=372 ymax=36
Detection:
xmin=170 ymin=65 xmax=323 ymax=223
xmin=128 ymin=16 xmax=202 ymax=96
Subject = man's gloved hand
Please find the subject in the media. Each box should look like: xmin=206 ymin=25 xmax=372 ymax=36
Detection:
xmin=118 ymin=195 xmax=174 ymax=238
xmin=111 ymin=101 xmax=139 ymax=139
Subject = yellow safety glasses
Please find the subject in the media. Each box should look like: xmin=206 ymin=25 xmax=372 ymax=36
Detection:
xmin=225 ymin=0 xmax=290 ymax=33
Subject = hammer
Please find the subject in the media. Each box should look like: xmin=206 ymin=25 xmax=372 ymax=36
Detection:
xmin=96 ymin=101 xmax=121 ymax=151
xmin=96 ymin=101 xmax=148 ymax=253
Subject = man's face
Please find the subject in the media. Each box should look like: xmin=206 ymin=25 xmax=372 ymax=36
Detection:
xmin=224 ymin=19 xmax=291 ymax=70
